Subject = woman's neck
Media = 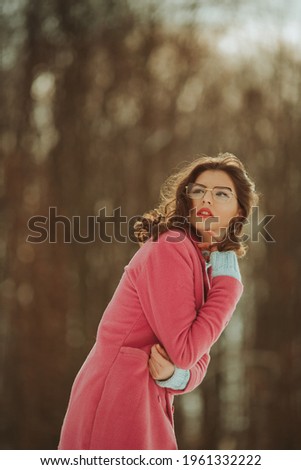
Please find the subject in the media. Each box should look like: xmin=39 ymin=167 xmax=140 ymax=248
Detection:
xmin=199 ymin=231 xmax=210 ymax=243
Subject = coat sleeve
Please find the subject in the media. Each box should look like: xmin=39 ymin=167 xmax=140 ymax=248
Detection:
xmin=167 ymin=351 xmax=211 ymax=396
xmin=135 ymin=237 xmax=243 ymax=370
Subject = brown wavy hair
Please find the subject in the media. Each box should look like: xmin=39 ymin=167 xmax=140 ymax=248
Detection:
xmin=134 ymin=152 xmax=260 ymax=257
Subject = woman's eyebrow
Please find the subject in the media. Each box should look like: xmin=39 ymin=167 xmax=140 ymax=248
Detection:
xmin=215 ymin=186 xmax=233 ymax=191
xmin=197 ymin=183 xmax=233 ymax=191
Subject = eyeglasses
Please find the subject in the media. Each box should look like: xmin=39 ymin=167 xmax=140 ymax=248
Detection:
xmin=185 ymin=183 xmax=238 ymax=203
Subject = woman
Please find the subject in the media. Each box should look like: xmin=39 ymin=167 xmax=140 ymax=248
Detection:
xmin=58 ymin=152 xmax=259 ymax=450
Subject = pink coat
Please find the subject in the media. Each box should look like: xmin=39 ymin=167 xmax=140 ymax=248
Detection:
xmin=58 ymin=229 xmax=243 ymax=450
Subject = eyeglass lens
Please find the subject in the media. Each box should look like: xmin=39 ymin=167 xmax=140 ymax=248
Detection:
xmin=187 ymin=183 xmax=233 ymax=202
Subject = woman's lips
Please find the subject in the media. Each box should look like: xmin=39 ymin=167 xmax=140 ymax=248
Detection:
xmin=197 ymin=209 xmax=214 ymax=218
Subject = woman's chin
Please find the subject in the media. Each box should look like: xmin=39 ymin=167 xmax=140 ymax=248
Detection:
xmin=195 ymin=224 xmax=227 ymax=242
xmin=194 ymin=228 xmax=215 ymax=243
xmin=194 ymin=223 xmax=218 ymax=235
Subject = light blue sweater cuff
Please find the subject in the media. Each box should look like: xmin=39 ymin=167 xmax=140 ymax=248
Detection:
xmin=210 ymin=251 xmax=241 ymax=282
xmin=156 ymin=367 xmax=190 ymax=390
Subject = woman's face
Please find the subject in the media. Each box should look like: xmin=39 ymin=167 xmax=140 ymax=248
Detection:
xmin=189 ymin=170 xmax=242 ymax=243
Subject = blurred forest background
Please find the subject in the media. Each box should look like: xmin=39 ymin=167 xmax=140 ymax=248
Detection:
xmin=1 ymin=0 xmax=301 ymax=450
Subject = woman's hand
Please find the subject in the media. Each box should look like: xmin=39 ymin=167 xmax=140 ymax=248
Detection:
xmin=148 ymin=344 xmax=175 ymax=381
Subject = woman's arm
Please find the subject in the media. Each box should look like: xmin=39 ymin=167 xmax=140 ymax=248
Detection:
xmin=148 ymin=344 xmax=190 ymax=390
xmin=135 ymin=235 xmax=243 ymax=370
xmin=149 ymin=343 xmax=210 ymax=395
xmin=167 ymin=352 xmax=210 ymax=395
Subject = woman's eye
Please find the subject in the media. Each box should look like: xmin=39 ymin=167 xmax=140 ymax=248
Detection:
xmin=216 ymin=191 xmax=230 ymax=198
xmin=193 ymin=188 xmax=204 ymax=194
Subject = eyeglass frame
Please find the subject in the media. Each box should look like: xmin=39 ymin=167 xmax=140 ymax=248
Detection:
xmin=185 ymin=182 xmax=239 ymax=203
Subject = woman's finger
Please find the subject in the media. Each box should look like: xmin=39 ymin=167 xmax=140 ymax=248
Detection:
xmin=156 ymin=344 xmax=170 ymax=360
xmin=148 ymin=358 xmax=160 ymax=379
xmin=148 ymin=359 xmax=156 ymax=378
xmin=151 ymin=343 xmax=170 ymax=362
xmin=149 ymin=355 xmax=161 ymax=373
xmin=151 ymin=347 xmax=170 ymax=367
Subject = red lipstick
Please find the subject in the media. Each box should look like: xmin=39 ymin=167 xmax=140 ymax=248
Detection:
xmin=197 ymin=207 xmax=214 ymax=218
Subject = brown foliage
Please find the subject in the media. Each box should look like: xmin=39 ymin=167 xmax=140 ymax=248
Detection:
xmin=1 ymin=0 xmax=301 ymax=450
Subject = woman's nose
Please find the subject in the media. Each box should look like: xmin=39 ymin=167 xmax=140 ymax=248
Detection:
xmin=201 ymin=190 xmax=213 ymax=204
